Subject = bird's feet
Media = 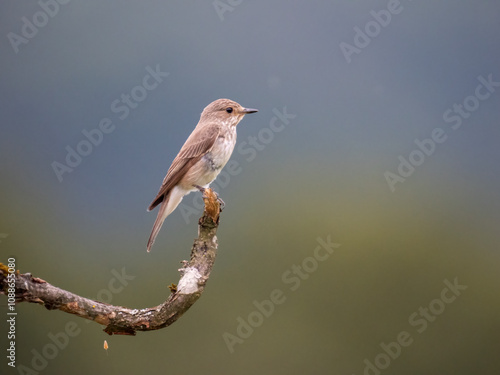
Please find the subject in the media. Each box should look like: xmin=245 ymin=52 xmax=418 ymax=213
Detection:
xmin=214 ymin=191 xmax=225 ymax=210
xmin=194 ymin=185 xmax=206 ymax=195
xmin=194 ymin=185 xmax=225 ymax=210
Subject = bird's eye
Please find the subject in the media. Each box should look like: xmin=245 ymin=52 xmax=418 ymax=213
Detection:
xmin=226 ymin=107 xmax=233 ymax=113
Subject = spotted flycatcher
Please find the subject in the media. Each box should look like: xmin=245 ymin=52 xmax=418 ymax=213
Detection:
xmin=146 ymin=98 xmax=258 ymax=252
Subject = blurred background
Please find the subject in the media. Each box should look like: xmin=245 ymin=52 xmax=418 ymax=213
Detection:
xmin=1 ymin=1 xmax=499 ymax=374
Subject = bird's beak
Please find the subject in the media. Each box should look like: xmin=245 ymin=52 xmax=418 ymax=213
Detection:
xmin=241 ymin=107 xmax=258 ymax=114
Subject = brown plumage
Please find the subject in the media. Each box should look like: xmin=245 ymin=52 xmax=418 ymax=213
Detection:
xmin=146 ymin=99 xmax=258 ymax=252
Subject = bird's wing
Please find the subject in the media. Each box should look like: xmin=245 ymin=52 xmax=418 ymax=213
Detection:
xmin=148 ymin=124 xmax=220 ymax=211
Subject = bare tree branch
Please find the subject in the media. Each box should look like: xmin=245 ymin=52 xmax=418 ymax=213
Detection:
xmin=0 ymin=189 xmax=222 ymax=336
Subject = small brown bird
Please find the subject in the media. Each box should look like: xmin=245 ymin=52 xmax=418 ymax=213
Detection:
xmin=146 ymin=98 xmax=258 ymax=252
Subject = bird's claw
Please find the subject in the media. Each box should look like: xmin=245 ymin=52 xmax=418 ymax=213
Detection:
xmin=194 ymin=185 xmax=206 ymax=196
xmin=194 ymin=185 xmax=224 ymax=210
xmin=213 ymin=191 xmax=225 ymax=210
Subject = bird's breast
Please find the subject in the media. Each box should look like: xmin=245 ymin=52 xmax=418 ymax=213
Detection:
xmin=204 ymin=134 xmax=236 ymax=172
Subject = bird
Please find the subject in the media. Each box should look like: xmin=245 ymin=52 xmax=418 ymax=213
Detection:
xmin=146 ymin=98 xmax=258 ymax=252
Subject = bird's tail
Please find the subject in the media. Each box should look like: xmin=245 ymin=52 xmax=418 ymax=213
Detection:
xmin=147 ymin=199 xmax=168 ymax=252
xmin=146 ymin=186 xmax=186 ymax=252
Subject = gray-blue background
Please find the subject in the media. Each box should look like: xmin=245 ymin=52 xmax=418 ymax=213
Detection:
xmin=1 ymin=1 xmax=499 ymax=374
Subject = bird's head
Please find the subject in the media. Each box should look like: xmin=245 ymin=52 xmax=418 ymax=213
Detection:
xmin=200 ymin=98 xmax=258 ymax=127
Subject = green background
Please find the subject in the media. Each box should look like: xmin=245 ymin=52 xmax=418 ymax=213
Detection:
xmin=1 ymin=1 xmax=499 ymax=374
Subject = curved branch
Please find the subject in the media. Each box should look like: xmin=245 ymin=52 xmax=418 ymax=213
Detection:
xmin=0 ymin=189 xmax=222 ymax=336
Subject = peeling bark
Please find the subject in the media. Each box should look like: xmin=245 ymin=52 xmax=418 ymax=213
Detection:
xmin=0 ymin=189 xmax=221 ymax=336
